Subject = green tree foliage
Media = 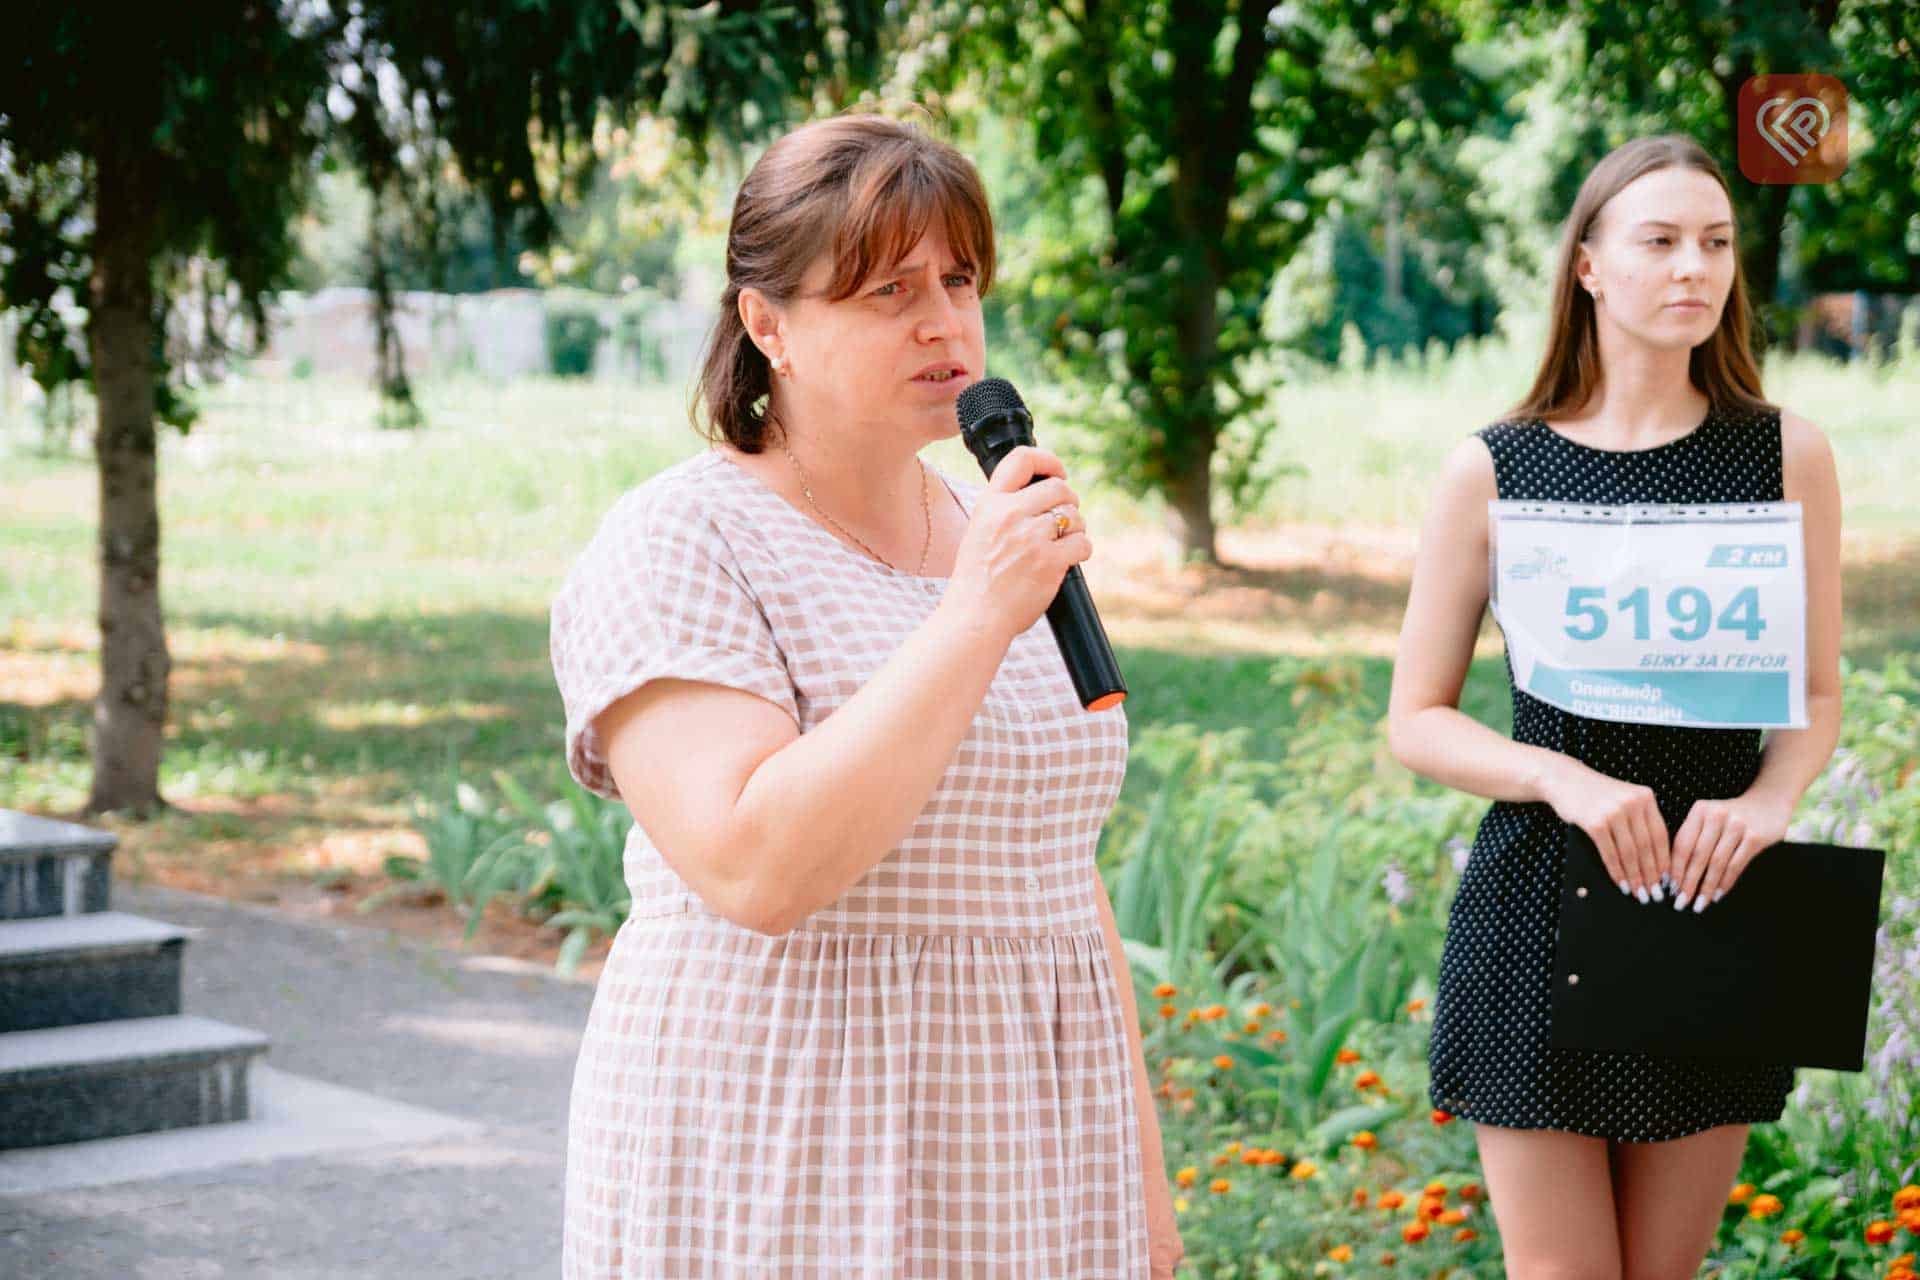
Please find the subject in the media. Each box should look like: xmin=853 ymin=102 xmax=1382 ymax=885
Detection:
xmin=0 ymin=1 xmax=881 ymax=815
xmin=1505 ymin=1 xmax=1920 ymax=339
xmin=914 ymin=0 xmax=1506 ymax=563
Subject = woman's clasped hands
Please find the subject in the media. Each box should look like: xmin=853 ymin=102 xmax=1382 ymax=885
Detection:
xmin=1541 ymin=757 xmax=1793 ymax=912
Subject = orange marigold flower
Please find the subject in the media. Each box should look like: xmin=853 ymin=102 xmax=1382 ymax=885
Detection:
xmin=1402 ymin=1221 xmax=1430 ymax=1244
xmin=1866 ymin=1220 xmax=1897 ymax=1245
xmin=1328 ymin=1244 xmax=1354 ymax=1262
xmin=1454 ymin=1228 xmax=1478 ymax=1243
xmin=1407 ymin=998 xmax=1427 ymax=1013
xmin=1209 ymin=1178 xmax=1232 ymax=1195
xmin=1438 ymin=1209 xmax=1468 ymax=1226
xmin=1431 ymin=1109 xmax=1454 ymax=1125
xmin=1176 ymin=1086 xmax=1195 ymax=1100
xmin=1152 ymin=982 xmax=1178 ymax=999
xmin=1459 ymin=1182 xmax=1482 ymax=1201
xmin=1336 ymin=1048 xmax=1362 ymax=1064
xmin=1158 ymin=1003 xmax=1178 ymax=1019
xmin=1174 ymin=1167 xmax=1197 ymax=1188
xmin=1425 ymin=1180 xmax=1448 ymax=1198
xmin=1351 ymin=1130 xmax=1378 ymax=1150
xmin=1257 ymin=1149 xmax=1286 ymax=1165
xmin=1377 ymin=1190 xmax=1407 ymax=1210
xmin=1212 ymin=1054 xmax=1235 ymax=1071
xmin=1240 ymin=1149 xmax=1265 ymax=1166
xmin=1211 ymin=1154 xmax=1232 ymax=1168
xmin=1224 ymin=1141 xmax=1242 ymax=1155
xmin=1252 ymin=1002 xmax=1273 ymax=1017
xmin=1900 ymin=1207 xmax=1920 ymax=1233
xmin=1353 ymin=1188 xmax=1370 ymax=1207
xmin=1354 ymin=1070 xmax=1382 ymax=1090
xmin=1747 ymin=1194 xmax=1784 ymax=1219
xmin=1417 ymin=1198 xmax=1446 ymax=1222
xmin=1780 ymin=1228 xmax=1805 ymax=1246
xmin=1267 ymin=1029 xmax=1289 ymax=1043
xmin=1379 ymin=1251 xmax=1396 ymax=1266
xmin=1292 ymin=1161 xmax=1319 ymax=1180
xmin=1243 ymin=1020 xmax=1262 ymax=1034
xmin=1896 ymin=1186 xmax=1920 ymax=1212
xmin=1728 ymin=1183 xmax=1756 ymax=1205
xmin=1184 ymin=1009 xmax=1201 ymax=1023
xmin=1203 ymin=1003 xmax=1229 ymax=1021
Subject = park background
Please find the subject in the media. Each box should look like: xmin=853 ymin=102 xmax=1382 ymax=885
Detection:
xmin=3 ymin=3 xmax=1918 ymax=1277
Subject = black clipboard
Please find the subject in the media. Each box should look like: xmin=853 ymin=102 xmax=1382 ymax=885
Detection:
xmin=1548 ymin=824 xmax=1885 ymax=1071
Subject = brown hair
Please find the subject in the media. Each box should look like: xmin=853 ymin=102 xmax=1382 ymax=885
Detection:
xmin=1505 ymin=134 xmax=1774 ymax=424
xmin=694 ymin=112 xmax=997 ymax=452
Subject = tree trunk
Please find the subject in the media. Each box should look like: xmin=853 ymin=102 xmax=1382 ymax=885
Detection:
xmin=1163 ymin=443 xmax=1220 ymax=565
xmin=84 ymin=139 xmax=170 ymax=819
xmin=367 ymin=178 xmax=420 ymax=430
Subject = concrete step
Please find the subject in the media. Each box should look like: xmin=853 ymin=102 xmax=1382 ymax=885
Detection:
xmin=0 ymin=912 xmax=189 ymax=1032
xmin=0 ymin=1014 xmax=272 ymax=1151
xmin=0 ymin=810 xmax=115 ymax=921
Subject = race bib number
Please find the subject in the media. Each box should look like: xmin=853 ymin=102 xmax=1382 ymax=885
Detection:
xmin=1488 ymin=500 xmax=1808 ymax=729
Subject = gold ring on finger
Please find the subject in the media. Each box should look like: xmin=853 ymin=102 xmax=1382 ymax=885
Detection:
xmin=1052 ymin=509 xmax=1072 ymax=539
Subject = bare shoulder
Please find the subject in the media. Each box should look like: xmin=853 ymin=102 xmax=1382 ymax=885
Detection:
xmin=1433 ymin=432 xmax=1498 ymax=503
xmin=1777 ymin=405 xmax=1834 ymax=461
xmin=1775 ymin=405 xmax=1839 ymax=497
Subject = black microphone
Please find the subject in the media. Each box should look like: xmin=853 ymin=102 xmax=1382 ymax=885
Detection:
xmin=954 ymin=377 xmax=1127 ymax=712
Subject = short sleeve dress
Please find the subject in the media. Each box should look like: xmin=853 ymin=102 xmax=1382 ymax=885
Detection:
xmin=549 ymin=448 xmax=1148 ymax=1277
xmin=1426 ymin=403 xmax=1799 ymax=1143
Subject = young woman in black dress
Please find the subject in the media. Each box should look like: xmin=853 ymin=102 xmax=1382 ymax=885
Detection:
xmin=1386 ymin=134 xmax=1843 ymax=1278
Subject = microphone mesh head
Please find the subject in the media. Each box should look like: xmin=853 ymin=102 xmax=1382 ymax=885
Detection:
xmin=955 ymin=376 xmax=1028 ymax=430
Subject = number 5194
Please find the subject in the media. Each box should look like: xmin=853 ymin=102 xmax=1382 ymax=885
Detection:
xmin=1563 ymin=584 xmax=1766 ymax=642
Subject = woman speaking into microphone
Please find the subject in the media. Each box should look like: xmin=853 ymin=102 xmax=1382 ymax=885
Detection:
xmin=549 ymin=113 xmax=1181 ymax=1277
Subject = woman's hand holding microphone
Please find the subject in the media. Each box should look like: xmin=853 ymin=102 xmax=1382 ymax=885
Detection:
xmin=937 ymin=445 xmax=1090 ymax=648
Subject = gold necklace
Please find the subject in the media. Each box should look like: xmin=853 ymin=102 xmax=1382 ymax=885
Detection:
xmin=782 ymin=442 xmax=932 ymax=575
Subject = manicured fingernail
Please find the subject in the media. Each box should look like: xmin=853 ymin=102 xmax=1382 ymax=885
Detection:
xmin=1713 ymin=889 xmax=1724 ymax=903
xmin=1674 ymin=893 xmax=1689 ymax=910
xmin=1694 ymin=896 xmax=1708 ymax=913
xmin=1619 ymin=880 xmax=1631 ymax=895
xmin=1636 ymin=887 xmax=1649 ymax=904
xmin=1651 ymin=883 xmax=1664 ymax=902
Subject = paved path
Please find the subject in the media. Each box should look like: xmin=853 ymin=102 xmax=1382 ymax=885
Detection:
xmin=0 ymin=881 xmax=594 ymax=1278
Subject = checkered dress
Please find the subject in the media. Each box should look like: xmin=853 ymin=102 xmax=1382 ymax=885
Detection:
xmin=550 ymin=449 xmax=1147 ymax=1277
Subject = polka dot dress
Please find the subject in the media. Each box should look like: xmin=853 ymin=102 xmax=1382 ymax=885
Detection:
xmin=1426 ymin=402 xmax=1798 ymax=1143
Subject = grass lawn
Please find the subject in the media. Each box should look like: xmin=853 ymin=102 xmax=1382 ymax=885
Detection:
xmin=3 ymin=347 xmax=1915 ymax=969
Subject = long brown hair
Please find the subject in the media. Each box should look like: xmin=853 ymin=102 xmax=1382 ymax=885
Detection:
xmin=694 ymin=112 xmax=996 ymax=452
xmin=1506 ymin=134 xmax=1774 ymax=423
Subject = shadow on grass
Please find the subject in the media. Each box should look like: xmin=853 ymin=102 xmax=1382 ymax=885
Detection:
xmin=6 ymin=608 xmax=1514 ymax=812
xmin=6 ymin=558 xmax=1912 ymax=823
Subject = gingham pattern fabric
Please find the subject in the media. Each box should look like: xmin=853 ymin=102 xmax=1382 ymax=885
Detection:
xmin=550 ymin=448 xmax=1147 ymax=1277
